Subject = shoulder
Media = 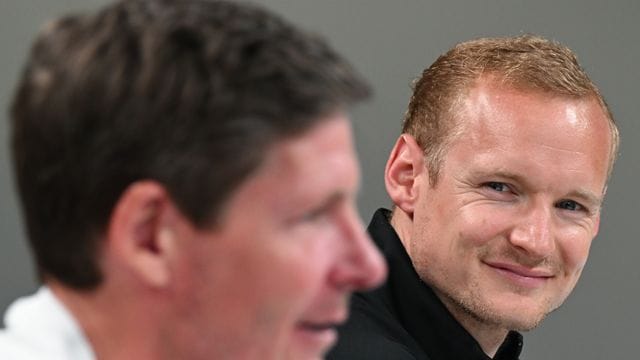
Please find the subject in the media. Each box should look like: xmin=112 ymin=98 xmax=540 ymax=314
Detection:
xmin=0 ymin=292 xmax=47 ymax=360
xmin=327 ymin=332 xmax=418 ymax=360
xmin=0 ymin=325 xmax=94 ymax=360
xmin=0 ymin=288 xmax=95 ymax=360
xmin=0 ymin=332 xmax=47 ymax=360
xmin=327 ymin=293 xmax=427 ymax=360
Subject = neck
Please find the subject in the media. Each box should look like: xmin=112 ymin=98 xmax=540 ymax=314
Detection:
xmin=433 ymin=289 xmax=509 ymax=358
xmin=389 ymin=208 xmax=414 ymax=253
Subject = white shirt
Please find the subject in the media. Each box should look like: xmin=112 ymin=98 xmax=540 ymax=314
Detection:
xmin=0 ymin=287 xmax=95 ymax=360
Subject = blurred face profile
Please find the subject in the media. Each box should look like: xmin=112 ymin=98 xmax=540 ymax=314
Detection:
xmin=170 ymin=113 xmax=386 ymax=359
xmin=408 ymin=79 xmax=612 ymax=332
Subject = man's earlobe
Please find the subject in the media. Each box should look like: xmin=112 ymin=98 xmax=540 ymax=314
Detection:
xmin=384 ymin=134 xmax=427 ymax=216
xmin=106 ymin=181 xmax=178 ymax=289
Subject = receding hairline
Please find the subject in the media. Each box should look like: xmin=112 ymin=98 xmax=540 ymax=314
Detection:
xmin=443 ymin=75 xmax=618 ymax=180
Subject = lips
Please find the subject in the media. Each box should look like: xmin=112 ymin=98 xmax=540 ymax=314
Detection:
xmin=485 ymin=261 xmax=554 ymax=288
xmin=297 ymin=311 xmax=346 ymax=335
xmin=294 ymin=300 xmax=349 ymax=355
xmin=299 ymin=321 xmax=340 ymax=331
xmin=487 ymin=262 xmax=554 ymax=277
xmin=294 ymin=320 xmax=341 ymax=355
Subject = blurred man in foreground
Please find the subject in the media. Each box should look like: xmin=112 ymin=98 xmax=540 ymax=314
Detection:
xmin=0 ymin=0 xmax=386 ymax=358
xmin=329 ymin=35 xmax=619 ymax=359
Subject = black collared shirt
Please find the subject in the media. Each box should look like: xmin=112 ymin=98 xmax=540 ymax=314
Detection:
xmin=328 ymin=209 xmax=523 ymax=360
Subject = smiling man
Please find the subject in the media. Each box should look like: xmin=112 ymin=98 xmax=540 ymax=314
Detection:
xmin=0 ymin=0 xmax=386 ymax=359
xmin=328 ymin=35 xmax=619 ymax=360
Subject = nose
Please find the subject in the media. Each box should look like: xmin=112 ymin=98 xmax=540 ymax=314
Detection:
xmin=330 ymin=208 xmax=387 ymax=291
xmin=508 ymin=203 xmax=556 ymax=259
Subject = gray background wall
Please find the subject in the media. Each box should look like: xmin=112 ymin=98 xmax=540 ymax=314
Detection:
xmin=1 ymin=1 xmax=638 ymax=359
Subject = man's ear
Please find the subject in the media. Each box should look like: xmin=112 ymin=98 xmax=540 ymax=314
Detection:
xmin=106 ymin=181 xmax=182 ymax=289
xmin=384 ymin=134 xmax=427 ymax=216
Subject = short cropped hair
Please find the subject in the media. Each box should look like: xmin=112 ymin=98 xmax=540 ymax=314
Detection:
xmin=403 ymin=35 xmax=619 ymax=185
xmin=11 ymin=0 xmax=370 ymax=289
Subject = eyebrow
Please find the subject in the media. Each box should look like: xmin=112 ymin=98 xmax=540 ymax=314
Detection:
xmin=321 ymin=191 xmax=349 ymax=211
xmin=302 ymin=191 xmax=348 ymax=217
xmin=473 ymin=170 xmax=604 ymax=209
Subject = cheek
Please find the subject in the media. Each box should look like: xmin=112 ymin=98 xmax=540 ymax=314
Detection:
xmin=263 ymin=235 xmax=333 ymax=311
xmin=197 ymin=236 xmax=310 ymax=317
xmin=276 ymin=258 xmax=325 ymax=304
xmin=223 ymin=249 xmax=323 ymax=345
xmin=457 ymin=206 xmax=511 ymax=246
xmin=558 ymin=230 xmax=594 ymax=274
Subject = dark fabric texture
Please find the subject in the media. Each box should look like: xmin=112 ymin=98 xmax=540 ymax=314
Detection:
xmin=327 ymin=208 xmax=523 ymax=360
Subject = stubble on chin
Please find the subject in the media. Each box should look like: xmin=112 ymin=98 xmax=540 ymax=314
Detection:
xmin=433 ymin=274 xmax=555 ymax=332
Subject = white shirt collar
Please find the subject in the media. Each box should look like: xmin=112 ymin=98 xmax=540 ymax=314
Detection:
xmin=1 ymin=286 xmax=95 ymax=360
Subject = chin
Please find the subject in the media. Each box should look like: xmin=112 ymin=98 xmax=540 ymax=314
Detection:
xmin=452 ymin=293 xmax=552 ymax=332
xmin=282 ymin=339 xmax=333 ymax=360
xmin=483 ymin=300 xmax=554 ymax=331
xmin=497 ymin=311 xmax=548 ymax=331
xmin=283 ymin=348 xmax=326 ymax=360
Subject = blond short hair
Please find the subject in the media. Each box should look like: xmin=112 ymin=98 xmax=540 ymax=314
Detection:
xmin=403 ymin=35 xmax=619 ymax=184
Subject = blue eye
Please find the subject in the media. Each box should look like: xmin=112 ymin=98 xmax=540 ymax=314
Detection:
xmin=556 ymin=200 xmax=584 ymax=212
xmin=485 ymin=182 xmax=509 ymax=192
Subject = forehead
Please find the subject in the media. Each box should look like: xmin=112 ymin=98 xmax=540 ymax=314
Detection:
xmin=219 ymin=114 xmax=359 ymax=223
xmin=458 ymin=80 xmax=611 ymax=145
xmin=268 ymin=117 xmax=358 ymax=192
xmin=449 ymin=80 xmax=612 ymax=190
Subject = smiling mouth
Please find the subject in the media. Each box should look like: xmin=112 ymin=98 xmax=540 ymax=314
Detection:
xmin=485 ymin=262 xmax=554 ymax=288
